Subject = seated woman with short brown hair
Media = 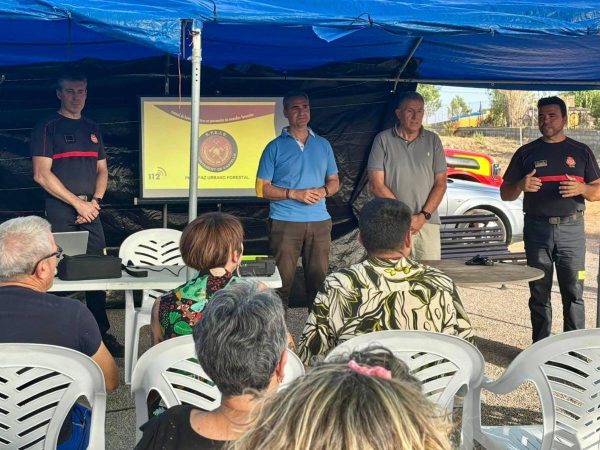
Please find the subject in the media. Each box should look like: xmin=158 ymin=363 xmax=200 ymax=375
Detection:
xmin=151 ymin=211 xmax=244 ymax=344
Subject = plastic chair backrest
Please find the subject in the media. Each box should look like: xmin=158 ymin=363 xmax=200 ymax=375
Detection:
xmin=326 ymin=330 xmax=484 ymax=409
xmin=0 ymin=343 xmax=107 ymax=450
xmin=119 ymin=228 xmax=183 ymax=267
xmin=481 ymin=329 xmax=600 ymax=450
xmin=131 ymin=335 xmax=304 ymax=432
xmin=282 ymin=350 xmax=305 ymax=388
xmin=325 ymin=330 xmax=484 ymax=449
xmin=119 ymin=228 xmax=183 ymax=299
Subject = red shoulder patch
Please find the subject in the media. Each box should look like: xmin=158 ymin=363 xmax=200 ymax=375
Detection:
xmin=90 ymin=133 xmax=99 ymax=144
xmin=566 ymin=156 xmax=576 ymax=167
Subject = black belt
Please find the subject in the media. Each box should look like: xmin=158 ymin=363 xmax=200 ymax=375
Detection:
xmin=526 ymin=211 xmax=583 ymax=225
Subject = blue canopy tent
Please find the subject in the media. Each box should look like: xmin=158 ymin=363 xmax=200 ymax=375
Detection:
xmin=3 ymin=1 xmax=600 ymax=86
xmin=3 ymin=0 xmax=600 ymax=220
xmin=3 ymin=1 xmax=600 ymax=304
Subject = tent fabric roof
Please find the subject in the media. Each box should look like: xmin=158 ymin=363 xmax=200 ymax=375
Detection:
xmin=2 ymin=1 xmax=600 ymax=88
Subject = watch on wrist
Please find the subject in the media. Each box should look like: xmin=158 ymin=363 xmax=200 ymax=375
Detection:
xmin=420 ymin=209 xmax=431 ymax=220
xmin=93 ymin=197 xmax=103 ymax=205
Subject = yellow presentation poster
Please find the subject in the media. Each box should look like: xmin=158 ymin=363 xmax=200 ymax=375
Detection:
xmin=140 ymin=97 xmax=284 ymax=198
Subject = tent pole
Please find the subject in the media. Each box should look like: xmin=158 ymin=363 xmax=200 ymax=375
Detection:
xmin=187 ymin=24 xmax=202 ymax=281
xmin=188 ymin=25 xmax=202 ymax=223
xmin=391 ymin=37 xmax=423 ymax=94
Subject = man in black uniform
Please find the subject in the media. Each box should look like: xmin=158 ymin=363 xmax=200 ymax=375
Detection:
xmin=501 ymin=96 xmax=600 ymax=342
xmin=31 ymin=70 xmax=124 ymax=356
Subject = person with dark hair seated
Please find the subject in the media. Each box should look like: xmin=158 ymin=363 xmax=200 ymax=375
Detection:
xmin=136 ymin=281 xmax=289 ymax=449
xmin=151 ymin=212 xmax=244 ymax=344
xmin=231 ymin=347 xmax=451 ymax=450
xmin=297 ymin=197 xmax=474 ymax=364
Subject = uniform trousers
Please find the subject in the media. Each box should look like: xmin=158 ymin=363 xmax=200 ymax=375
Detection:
xmin=269 ymin=219 xmax=332 ymax=309
xmin=524 ymin=214 xmax=585 ymax=342
xmin=46 ymin=197 xmax=110 ymax=335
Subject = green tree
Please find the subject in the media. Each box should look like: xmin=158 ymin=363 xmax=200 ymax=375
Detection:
xmin=417 ymin=84 xmax=442 ymax=117
xmin=448 ymin=95 xmax=471 ymax=119
xmin=487 ymin=89 xmax=508 ymax=126
xmin=486 ymin=90 xmax=535 ymax=127
xmin=563 ymin=90 xmax=600 ymax=124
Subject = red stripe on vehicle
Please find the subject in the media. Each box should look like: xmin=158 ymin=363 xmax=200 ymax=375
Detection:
xmin=53 ymin=151 xmax=98 ymax=159
xmin=537 ymin=175 xmax=584 ymax=183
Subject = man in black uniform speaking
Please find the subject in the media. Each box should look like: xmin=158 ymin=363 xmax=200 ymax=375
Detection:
xmin=501 ymin=96 xmax=600 ymax=343
xmin=30 ymin=70 xmax=123 ymax=356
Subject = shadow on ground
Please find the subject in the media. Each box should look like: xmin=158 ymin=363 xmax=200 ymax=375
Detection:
xmin=474 ymin=336 xmax=522 ymax=368
xmin=481 ymin=403 xmax=542 ymax=426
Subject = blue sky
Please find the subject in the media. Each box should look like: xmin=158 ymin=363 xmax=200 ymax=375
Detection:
xmin=439 ymin=85 xmax=490 ymax=111
xmin=427 ymin=85 xmax=490 ymax=123
xmin=432 ymin=85 xmax=559 ymax=123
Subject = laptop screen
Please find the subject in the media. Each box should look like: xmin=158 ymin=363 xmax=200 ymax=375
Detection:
xmin=52 ymin=231 xmax=89 ymax=259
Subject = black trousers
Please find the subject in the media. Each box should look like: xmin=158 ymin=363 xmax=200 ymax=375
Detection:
xmin=46 ymin=197 xmax=110 ymax=335
xmin=524 ymin=215 xmax=585 ymax=343
xmin=269 ymin=219 xmax=332 ymax=309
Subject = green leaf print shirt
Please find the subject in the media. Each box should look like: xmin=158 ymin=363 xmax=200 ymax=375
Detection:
xmin=296 ymin=256 xmax=474 ymax=364
xmin=157 ymin=271 xmax=236 ymax=340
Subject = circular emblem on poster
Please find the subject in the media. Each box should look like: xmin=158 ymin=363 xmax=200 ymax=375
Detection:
xmin=198 ymin=130 xmax=238 ymax=172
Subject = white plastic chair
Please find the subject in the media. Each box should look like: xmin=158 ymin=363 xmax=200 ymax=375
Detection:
xmin=475 ymin=329 xmax=600 ymax=450
xmin=131 ymin=335 xmax=304 ymax=442
xmin=325 ymin=330 xmax=485 ymax=449
xmin=0 ymin=343 xmax=107 ymax=450
xmin=119 ymin=228 xmax=183 ymax=384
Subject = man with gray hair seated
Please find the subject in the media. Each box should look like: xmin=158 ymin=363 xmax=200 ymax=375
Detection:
xmin=135 ymin=281 xmax=289 ymax=450
xmin=0 ymin=216 xmax=118 ymax=448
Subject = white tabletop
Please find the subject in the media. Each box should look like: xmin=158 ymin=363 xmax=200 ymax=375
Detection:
xmin=49 ymin=265 xmax=282 ymax=292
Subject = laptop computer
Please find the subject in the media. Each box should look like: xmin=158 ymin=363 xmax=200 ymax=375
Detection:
xmin=52 ymin=231 xmax=89 ymax=260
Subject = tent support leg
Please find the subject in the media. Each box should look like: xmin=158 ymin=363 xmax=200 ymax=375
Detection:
xmin=187 ymin=24 xmax=202 ymax=281
xmin=188 ymin=25 xmax=202 ymax=223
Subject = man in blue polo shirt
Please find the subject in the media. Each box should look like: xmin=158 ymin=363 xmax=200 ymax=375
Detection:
xmin=256 ymin=91 xmax=339 ymax=308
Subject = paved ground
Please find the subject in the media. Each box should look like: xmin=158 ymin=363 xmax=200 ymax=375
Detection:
xmin=102 ymin=239 xmax=600 ymax=449
xmin=469 ymin=238 xmax=600 ymax=427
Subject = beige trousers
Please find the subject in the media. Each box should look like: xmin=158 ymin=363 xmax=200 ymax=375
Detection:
xmin=410 ymin=223 xmax=441 ymax=260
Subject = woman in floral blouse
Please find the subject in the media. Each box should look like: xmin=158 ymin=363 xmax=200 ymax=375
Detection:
xmin=150 ymin=212 xmax=243 ymax=343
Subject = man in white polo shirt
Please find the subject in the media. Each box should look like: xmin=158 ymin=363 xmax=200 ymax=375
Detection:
xmin=367 ymin=91 xmax=447 ymax=260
